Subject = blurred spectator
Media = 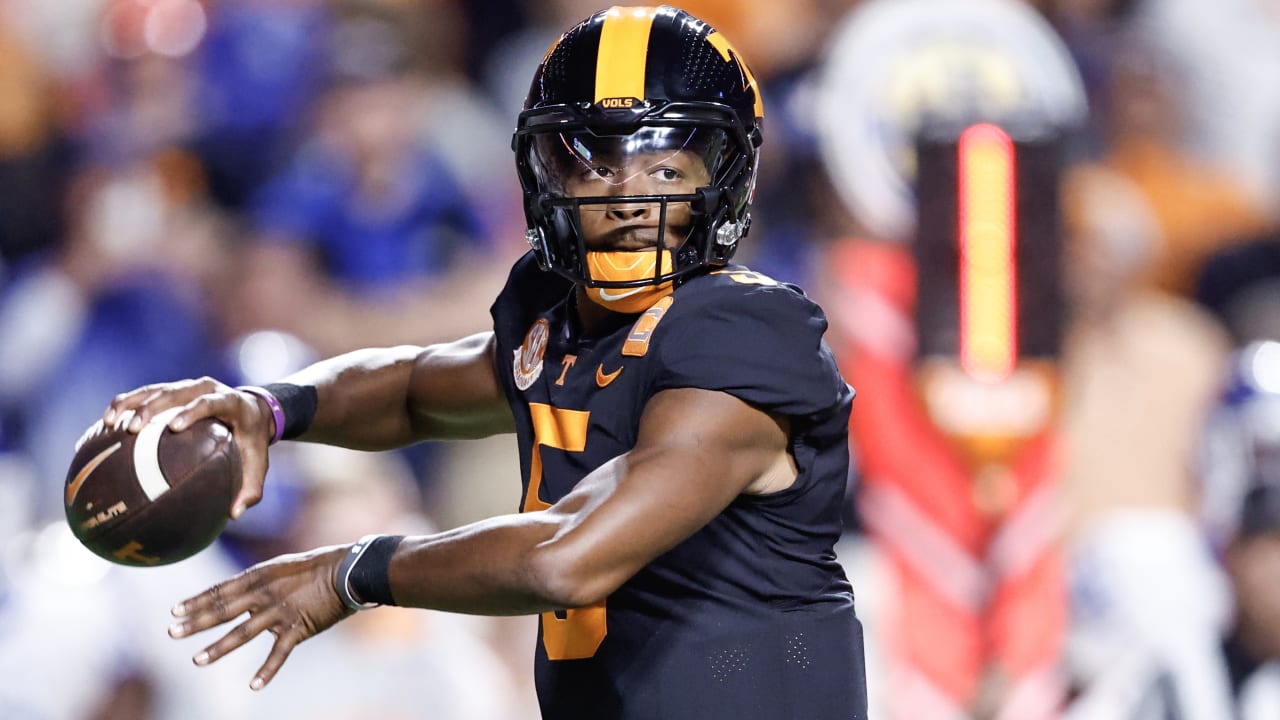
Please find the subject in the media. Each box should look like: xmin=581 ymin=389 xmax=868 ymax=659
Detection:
xmin=678 ymin=0 xmax=846 ymax=82
xmin=1199 ymin=344 xmax=1280 ymax=717
xmin=1036 ymin=0 xmax=1141 ymax=162
xmin=1067 ymin=342 xmax=1280 ymax=718
xmin=717 ymin=0 xmax=860 ymax=288
xmin=1058 ymin=164 xmax=1233 ymax=531
xmin=405 ymin=0 xmax=518 ymax=224
xmin=0 ymin=6 xmax=74 ymax=269
xmin=1137 ymin=0 xmax=1280 ymax=215
xmin=1058 ymin=164 xmax=1236 ymax=718
xmin=234 ymin=0 xmax=510 ymax=357
xmin=1089 ymin=29 xmax=1270 ymax=296
xmin=481 ymin=0 xmax=617 ymax=119
xmin=189 ymin=0 xmax=331 ymax=210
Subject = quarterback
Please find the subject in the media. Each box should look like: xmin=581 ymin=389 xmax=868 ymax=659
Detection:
xmin=106 ymin=6 xmax=867 ymax=718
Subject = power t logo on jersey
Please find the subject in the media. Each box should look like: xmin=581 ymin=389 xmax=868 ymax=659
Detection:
xmin=514 ymin=319 xmax=550 ymax=390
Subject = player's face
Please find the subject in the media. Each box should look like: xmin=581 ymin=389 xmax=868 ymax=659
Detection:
xmin=562 ymin=148 xmax=711 ymax=252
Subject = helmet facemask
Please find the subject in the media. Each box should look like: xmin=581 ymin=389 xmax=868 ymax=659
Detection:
xmin=513 ymin=5 xmax=764 ymax=296
xmin=516 ymin=101 xmax=758 ymax=290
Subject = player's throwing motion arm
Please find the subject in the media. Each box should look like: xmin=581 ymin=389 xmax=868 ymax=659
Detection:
xmin=104 ymin=331 xmax=796 ymax=691
xmin=105 ymin=332 xmax=515 ymax=518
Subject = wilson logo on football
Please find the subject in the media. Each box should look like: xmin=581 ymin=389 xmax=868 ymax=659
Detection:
xmin=514 ymin=319 xmax=550 ymax=391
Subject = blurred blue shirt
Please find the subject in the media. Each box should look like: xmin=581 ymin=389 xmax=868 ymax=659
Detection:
xmin=252 ymin=142 xmax=489 ymax=295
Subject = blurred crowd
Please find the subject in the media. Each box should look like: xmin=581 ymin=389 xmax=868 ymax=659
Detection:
xmin=1 ymin=0 xmax=1280 ymax=718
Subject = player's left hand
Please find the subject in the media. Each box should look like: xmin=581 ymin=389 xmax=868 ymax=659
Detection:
xmin=168 ymin=545 xmax=353 ymax=690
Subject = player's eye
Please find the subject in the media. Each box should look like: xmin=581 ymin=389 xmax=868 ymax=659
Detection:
xmin=651 ymin=167 xmax=682 ymax=182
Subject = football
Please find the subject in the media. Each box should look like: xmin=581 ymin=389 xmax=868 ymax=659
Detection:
xmin=64 ymin=408 xmax=242 ymax=567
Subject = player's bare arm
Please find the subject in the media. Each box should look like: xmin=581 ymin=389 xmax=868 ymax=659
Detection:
xmin=389 ymin=387 xmax=794 ymax=612
xmin=167 ymin=386 xmax=793 ymax=689
xmin=286 ymin=330 xmax=513 ymax=447
xmin=101 ymin=331 xmax=512 ymax=517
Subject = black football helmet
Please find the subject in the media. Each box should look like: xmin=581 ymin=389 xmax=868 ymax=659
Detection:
xmin=513 ymin=5 xmax=764 ymax=289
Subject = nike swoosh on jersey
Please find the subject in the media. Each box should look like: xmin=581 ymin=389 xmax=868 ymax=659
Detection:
xmin=596 ymin=364 xmax=624 ymax=387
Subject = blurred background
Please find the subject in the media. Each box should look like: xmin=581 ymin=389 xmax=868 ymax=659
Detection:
xmin=1 ymin=0 xmax=1279 ymax=718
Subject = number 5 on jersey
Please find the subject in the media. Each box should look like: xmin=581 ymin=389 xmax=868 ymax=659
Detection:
xmin=525 ymin=402 xmax=607 ymax=660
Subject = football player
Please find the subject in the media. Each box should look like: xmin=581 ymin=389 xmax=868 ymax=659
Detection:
xmin=105 ymin=7 xmax=867 ymax=718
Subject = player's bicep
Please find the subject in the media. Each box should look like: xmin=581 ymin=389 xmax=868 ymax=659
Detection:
xmin=406 ymin=332 xmax=515 ymax=439
xmin=629 ymin=387 xmax=792 ymax=503
xmin=537 ymin=388 xmax=788 ymax=605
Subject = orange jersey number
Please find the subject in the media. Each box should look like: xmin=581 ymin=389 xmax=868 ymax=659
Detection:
xmin=524 ymin=402 xmax=607 ymax=660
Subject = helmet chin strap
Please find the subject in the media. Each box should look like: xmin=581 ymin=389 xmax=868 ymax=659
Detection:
xmin=582 ymin=250 xmax=675 ymax=313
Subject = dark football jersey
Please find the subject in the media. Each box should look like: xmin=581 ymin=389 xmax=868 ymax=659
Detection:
xmin=490 ymin=253 xmax=867 ymax=720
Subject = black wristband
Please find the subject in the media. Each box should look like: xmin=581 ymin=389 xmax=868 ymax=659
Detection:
xmin=346 ymin=534 xmax=404 ymax=608
xmin=262 ymin=383 xmax=318 ymax=440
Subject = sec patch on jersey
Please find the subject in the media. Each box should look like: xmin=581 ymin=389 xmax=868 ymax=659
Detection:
xmin=64 ymin=408 xmax=242 ymax=567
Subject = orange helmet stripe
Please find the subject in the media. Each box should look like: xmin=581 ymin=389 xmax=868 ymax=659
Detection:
xmin=594 ymin=6 xmax=660 ymax=102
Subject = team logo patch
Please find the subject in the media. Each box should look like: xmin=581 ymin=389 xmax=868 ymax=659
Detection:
xmin=513 ymin=319 xmax=550 ymax=391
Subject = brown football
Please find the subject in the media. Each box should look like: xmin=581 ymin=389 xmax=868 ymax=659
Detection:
xmin=64 ymin=408 xmax=242 ymax=566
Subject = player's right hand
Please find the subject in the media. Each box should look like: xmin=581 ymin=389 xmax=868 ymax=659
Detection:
xmin=103 ymin=377 xmax=273 ymax=518
xmin=168 ymin=544 xmax=353 ymax=690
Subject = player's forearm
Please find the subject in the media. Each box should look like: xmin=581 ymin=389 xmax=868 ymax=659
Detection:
xmin=275 ymin=332 xmax=512 ymax=447
xmin=281 ymin=345 xmax=425 ymax=450
xmin=382 ymin=455 xmax=678 ymax=615
xmin=386 ymin=511 xmax=591 ymax=615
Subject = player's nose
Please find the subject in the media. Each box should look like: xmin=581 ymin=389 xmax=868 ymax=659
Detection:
xmin=605 ymin=203 xmax=652 ymax=221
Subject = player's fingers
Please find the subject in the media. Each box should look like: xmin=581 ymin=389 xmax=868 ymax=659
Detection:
xmin=163 ymin=391 xmax=261 ymax=518
xmin=167 ymin=389 xmax=272 ymax=519
xmin=248 ymin=629 xmax=301 ymax=691
xmin=190 ymin=609 xmax=278 ymax=668
xmin=231 ymin=443 xmax=268 ymax=520
xmin=103 ymin=384 xmax=166 ymax=425
xmin=119 ymin=377 xmax=224 ymax=433
xmin=165 ymin=391 xmax=236 ymax=435
xmin=170 ymin=575 xmax=256 ymax=628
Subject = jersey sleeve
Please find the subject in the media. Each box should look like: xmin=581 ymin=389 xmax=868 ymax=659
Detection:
xmin=651 ymin=281 xmax=849 ymax=418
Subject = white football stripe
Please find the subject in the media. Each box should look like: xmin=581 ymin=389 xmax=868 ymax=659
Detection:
xmin=134 ymin=407 xmax=183 ymax=501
